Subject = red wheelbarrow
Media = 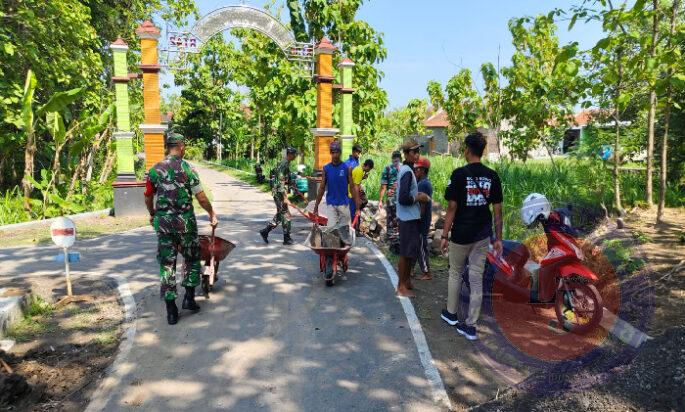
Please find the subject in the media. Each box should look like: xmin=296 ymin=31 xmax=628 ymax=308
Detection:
xmin=198 ymin=228 xmax=235 ymax=297
xmin=304 ymin=213 xmax=358 ymax=287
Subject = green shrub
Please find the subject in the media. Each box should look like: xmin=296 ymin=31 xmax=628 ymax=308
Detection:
xmin=0 ymin=186 xmax=30 ymax=225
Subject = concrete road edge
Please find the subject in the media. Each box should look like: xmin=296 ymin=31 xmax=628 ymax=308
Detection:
xmin=85 ymin=273 xmax=137 ymax=412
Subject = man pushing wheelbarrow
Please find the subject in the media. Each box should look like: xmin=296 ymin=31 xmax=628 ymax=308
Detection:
xmin=145 ymin=132 xmax=219 ymax=325
xmin=311 ymin=141 xmax=359 ymax=285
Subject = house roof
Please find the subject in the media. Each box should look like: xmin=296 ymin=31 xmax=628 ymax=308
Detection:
xmin=424 ymin=109 xmax=449 ymax=128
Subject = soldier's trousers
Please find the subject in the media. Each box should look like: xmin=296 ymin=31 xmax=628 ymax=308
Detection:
xmin=269 ymin=193 xmax=291 ymax=235
xmin=157 ymin=232 xmax=201 ymax=301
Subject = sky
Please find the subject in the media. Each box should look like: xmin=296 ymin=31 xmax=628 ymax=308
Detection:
xmin=162 ymin=0 xmax=605 ymax=109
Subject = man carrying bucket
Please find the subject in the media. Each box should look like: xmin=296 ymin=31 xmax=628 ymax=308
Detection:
xmin=144 ymin=132 xmax=218 ymax=325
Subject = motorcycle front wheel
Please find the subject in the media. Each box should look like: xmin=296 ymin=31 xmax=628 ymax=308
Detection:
xmin=555 ymin=282 xmax=603 ymax=334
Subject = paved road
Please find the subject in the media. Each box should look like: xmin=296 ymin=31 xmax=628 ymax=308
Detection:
xmin=0 ymin=164 xmax=444 ymax=411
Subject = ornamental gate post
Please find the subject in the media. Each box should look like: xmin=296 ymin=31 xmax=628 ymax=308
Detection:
xmin=110 ymin=38 xmax=135 ymax=181
xmin=110 ymin=38 xmax=148 ymax=216
xmin=310 ymin=38 xmax=339 ymax=171
xmin=135 ymin=21 xmax=167 ymax=172
xmin=338 ymin=57 xmax=355 ymax=159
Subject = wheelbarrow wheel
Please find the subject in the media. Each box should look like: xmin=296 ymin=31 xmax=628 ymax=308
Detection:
xmin=201 ymin=276 xmax=211 ymax=298
xmin=324 ymin=256 xmax=335 ymax=286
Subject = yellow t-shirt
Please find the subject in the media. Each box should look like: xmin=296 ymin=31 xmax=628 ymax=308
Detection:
xmin=348 ymin=165 xmax=365 ymax=198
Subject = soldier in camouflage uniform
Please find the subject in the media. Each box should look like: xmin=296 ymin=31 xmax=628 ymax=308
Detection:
xmin=144 ymin=132 xmax=218 ymax=325
xmin=259 ymin=147 xmax=298 ymax=245
xmin=378 ymin=151 xmax=402 ymax=253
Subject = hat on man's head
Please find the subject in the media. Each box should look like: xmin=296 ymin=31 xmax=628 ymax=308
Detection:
xmin=286 ymin=147 xmax=298 ymax=156
xmin=329 ymin=141 xmax=342 ymax=153
xmin=166 ymin=132 xmax=185 ymax=147
xmin=415 ymin=156 xmax=431 ymax=170
xmin=352 ymin=144 xmax=363 ymax=153
xmin=401 ymin=138 xmax=423 ymax=152
xmin=391 ymin=150 xmax=402 ymax=159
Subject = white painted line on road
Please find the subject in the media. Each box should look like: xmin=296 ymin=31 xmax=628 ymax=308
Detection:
xmin=365 ymin=240 xmax=452 ymax=411
xmin=85 ymin=273 xmax=137 ymax=412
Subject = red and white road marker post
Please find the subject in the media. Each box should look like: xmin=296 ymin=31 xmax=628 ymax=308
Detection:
xmin=50 ymin=217 xmax=84 ymax=306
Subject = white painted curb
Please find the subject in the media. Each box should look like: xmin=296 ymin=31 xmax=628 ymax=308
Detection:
xmin=0 ymin=209 xmax=112 ymax=231
xmin=365 ymin=240 xmax=453 ymax=411
xmin=85 ymin=273 xmax=137 ymax=412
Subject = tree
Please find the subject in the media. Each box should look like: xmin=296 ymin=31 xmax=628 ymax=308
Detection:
xmin=426 ymin=80 xmax=445 ymax=111
xmin=657 ymin=0 xmax=683 ymax=222
xmin=644 ymin=0 xmax=660 ymax=207
xmin=406 ymin=98 xmax=428 ymax=136
xmin=501 ymin=13 xmax=585 ymax=164
xmin=481 ymin=62 xmax=505 ymax=156
xmin=444 ymin=68 xmax=481 ymax=141
xmin=580 ymin=1 xmax=644 ymax=214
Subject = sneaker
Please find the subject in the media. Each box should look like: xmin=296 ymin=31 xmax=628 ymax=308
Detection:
xmin=456 ymin=324 xmax=477 ymax=341
xmin=440 ymin=309 xmax=459 ymax=326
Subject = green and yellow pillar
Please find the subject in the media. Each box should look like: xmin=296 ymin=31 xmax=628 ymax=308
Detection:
xmin=110 ymin=38 xmax=135 ymax=181
xmin=338 ymin=57 xmax=355 ymax=159
xmin=311 ymin=38 xmax=339 ymax=171
xmin=110 ymin=37 xmax=147 ymax=216
xmin=135 ymin=20 xmax=166 ymax=172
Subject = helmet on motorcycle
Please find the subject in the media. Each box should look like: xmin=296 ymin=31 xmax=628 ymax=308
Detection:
xmin=521 ymin=193 xmax=551 ymax=226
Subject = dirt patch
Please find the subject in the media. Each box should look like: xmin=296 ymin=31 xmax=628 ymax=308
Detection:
xmin=0 ymin=276 xmax=124 ymax=411
xmin=471 ymin=326 xmax=685 ymax=412
xmin=0 ymin=214 xmax=149 ymax=248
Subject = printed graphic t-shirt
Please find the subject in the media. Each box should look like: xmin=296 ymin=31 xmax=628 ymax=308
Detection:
xmin=444 ymin=162 xmax=503 ymax=244
xmin=324 ymin=161 xmax=350 ymax=206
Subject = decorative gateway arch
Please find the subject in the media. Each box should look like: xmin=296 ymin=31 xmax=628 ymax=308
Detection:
xmin=109 ymin=5 xmax=356 ymax=216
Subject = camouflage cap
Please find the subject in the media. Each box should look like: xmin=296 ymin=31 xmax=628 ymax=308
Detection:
xmin=166 ymin=132 xmax=185 ymax=146
xmin=329 ymin=141 xmax=342 ymax=153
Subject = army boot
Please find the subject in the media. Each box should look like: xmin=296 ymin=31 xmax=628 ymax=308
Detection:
xmin=166 ymin=299 xmax=179 ymax=325
xmin=182 ymin=286 xmax=201 ymax=311
xmin=283 ymin=233 xmax=294 ymax=245
xmin=259 ymin=223 xmax=276 ymax=244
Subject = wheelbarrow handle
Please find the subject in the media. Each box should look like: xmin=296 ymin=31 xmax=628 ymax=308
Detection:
xmin=209 ymin=226 xmax=216 ymax=264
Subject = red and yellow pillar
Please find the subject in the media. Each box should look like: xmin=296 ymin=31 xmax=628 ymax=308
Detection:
xmin=311 ymin=38 xmax=339 ymax=171
xmin=135 ymin=20 xmax=166 ymax=172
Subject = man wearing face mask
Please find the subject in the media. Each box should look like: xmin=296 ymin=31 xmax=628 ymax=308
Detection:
xmin=378 ymin=151 xmax=402 ymax=252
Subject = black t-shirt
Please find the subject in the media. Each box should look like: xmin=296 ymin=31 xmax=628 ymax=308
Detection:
xmin=444 ymin=162 xmax=503 ymax=244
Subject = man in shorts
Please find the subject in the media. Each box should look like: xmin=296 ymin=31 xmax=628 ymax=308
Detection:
xmin=313 ymin=142 xmax=355 ymax=229
xmin=396 ymin=139 xmax=431 ymax=297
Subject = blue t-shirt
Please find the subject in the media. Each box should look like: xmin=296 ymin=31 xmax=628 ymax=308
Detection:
xmin=344 ymin=155 xmax=359 ymax=173
xmin=417 ymin=177 xmax=433 ymax=234
xmin=324 ymin=162 xmax=349 ymax=206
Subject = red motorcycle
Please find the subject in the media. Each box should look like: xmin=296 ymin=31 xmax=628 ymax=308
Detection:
xmin=483 ymin=205 xmax=603 ymax=334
